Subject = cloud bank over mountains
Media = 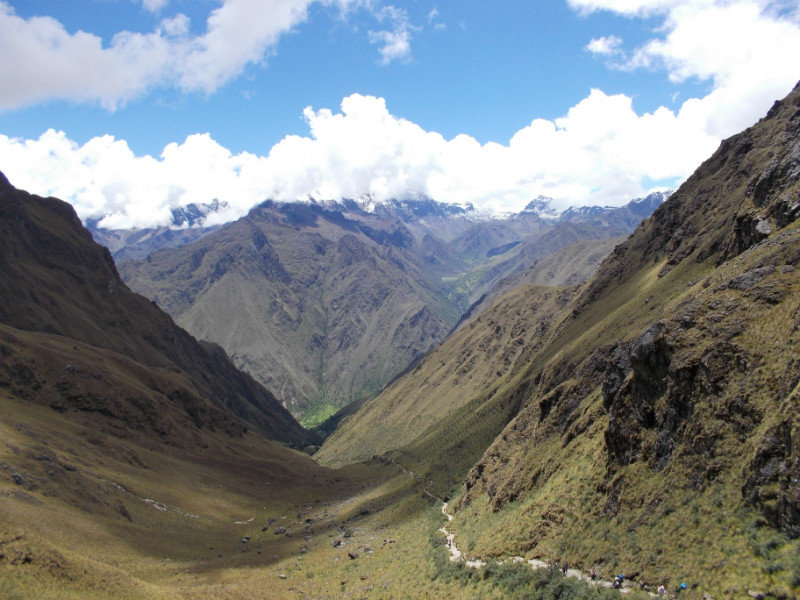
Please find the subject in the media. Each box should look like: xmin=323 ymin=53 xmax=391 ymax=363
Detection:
xmin=1 ymin=0 xmax=798 ymax=228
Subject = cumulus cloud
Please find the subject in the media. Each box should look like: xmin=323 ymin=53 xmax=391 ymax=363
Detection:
xmin=0 ymin=0 xmax=409 ymax=110
xmin=0 ymin=90 xmax=724 ymax=227
xmin=0 ymin=4 xmax=175 ymax=110
xmin=579 ymin=0 xmax=800 ymax=136
xmin=1 ymin=0 xmax=797 ymax=227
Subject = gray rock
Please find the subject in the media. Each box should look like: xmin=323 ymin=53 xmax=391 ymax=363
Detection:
xmin=10 ymin=491 xmax=41 ymax=505
xmin=728 ymin=265 xmax=775 ymax=290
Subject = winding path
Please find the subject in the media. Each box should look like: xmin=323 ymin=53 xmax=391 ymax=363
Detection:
xmin=388 ymin=458 xmax=653 ymax=594
xmin=435 ymin=496 xmax=649 ymax=595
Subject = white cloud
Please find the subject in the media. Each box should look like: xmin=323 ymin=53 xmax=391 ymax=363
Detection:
xmin=568 ymin=0 xmax=684 ymax=17
xmin=0 ymin=0 xmax=409 ymax=110
xmin=368 ymin=28 xmax=412 ymax=64
xmin=178 ymin=0 xmax=316 ymax=93
xmin=0 ymin=4 xmax=174 ymax=110
xmin=586 ymin=34 xmax=623 ymax=55
xmin=142 ymin=0 xmax=169 ymax=13
xmin=0 ymin=90 xmax=725 ymax=226
xmin=1 ymin=0 xmax=797 ymax=226
xmin=580 ymin=0 xmax=800 ymax=136
xmin=368 ymin=5 xmax=414 ymax=64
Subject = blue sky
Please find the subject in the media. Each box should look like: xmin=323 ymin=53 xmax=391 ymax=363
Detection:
xmin=0 ymin=0 xmax=798 ymax=227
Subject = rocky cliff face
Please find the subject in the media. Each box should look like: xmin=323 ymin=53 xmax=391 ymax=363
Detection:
xmin=0 ymin=176 xmax=316 ymax=447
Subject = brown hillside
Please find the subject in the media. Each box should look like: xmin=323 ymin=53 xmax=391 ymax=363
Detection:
xmin=0 ymin=177 xmax=315 ymax=447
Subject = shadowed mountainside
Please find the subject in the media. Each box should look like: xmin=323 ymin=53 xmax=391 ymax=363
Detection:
xmin=0 ymin=174 xmax=315 ymax=447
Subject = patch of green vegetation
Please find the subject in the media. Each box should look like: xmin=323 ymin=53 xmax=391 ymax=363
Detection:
xmin=298 ymin=399 xmax=339 ymax=428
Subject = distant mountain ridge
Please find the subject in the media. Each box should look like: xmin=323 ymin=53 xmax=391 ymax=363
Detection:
xmin=117 ymin=193 xmax=665 ymax=424
xmin=90 ymin=193 xmax=668 ymax=263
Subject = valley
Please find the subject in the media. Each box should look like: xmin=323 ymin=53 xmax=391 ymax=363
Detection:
xmin=111 ymin=194 xmax=665 ymax=425
xmin=1 ymin=78 xmax=799 ymax=600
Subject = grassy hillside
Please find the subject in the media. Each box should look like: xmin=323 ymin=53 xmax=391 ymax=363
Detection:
xmin=319 ymin=82 xmax=800 ymax=598
xmin=458 ymin=236 xmax=623 ymax=326
xmin=315 ymin=284 xmax=575 ymax=467
xmin=0 ymin=174 xmax=507 ymax=600
xmin=0 ymin=365 xmax=405 ymax=599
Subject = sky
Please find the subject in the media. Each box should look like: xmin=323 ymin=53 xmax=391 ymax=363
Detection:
xmin=0 ymin=0 xmax=799 ymax=229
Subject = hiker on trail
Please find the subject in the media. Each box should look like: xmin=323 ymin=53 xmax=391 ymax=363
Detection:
xmin=676 ymin=582 xmax=687 ymax=595
xmin=562 ymin=563 xmax=568 ymax=575
xmin=657 ymin=584 xmax=666 ymax=596
xmin=590 ymin=568 xmax=596 ymax=581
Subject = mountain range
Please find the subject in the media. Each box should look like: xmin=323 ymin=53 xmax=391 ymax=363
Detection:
xmin=0 ymin=172 xmax=313 ymax=448
xmin=113 ymin=192 xmax=667 ymax=424
xmin=2 ymin=80 xmax=798 ymax=600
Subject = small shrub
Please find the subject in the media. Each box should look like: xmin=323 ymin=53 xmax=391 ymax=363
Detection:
xmin=763 ymin=560 xmax=782 ymax=575
xmin=488 ymin=560 xmax=535 ymax=591
xmin=790 ymin=563 xmax=800 ymax=588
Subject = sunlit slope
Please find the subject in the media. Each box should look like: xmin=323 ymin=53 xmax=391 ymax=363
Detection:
xmin=119 ymin=196 xmax=660 ymax=426
xmin=0 ymin=173 xmax=461 ymax=600
xmin=458 ymin=236 xmax=623 ymax=325
xmin=316 ymin=238 xmax=625 ymax=467
xmin=0 ymin=344 xmax=379 ymax=600
xmin=321 ymin=81 xmax=800 ymax=596
xmin=316 ymin=284 xmax=575 ymax=466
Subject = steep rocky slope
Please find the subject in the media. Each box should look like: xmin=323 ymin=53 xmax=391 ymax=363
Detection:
xmin=320 ymin=82 xmax=800 ymax=596
xmin=0 ymin=173 xmax=315 ymax=447
xmin=119 ymin=196 xmax=661 ymax=424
